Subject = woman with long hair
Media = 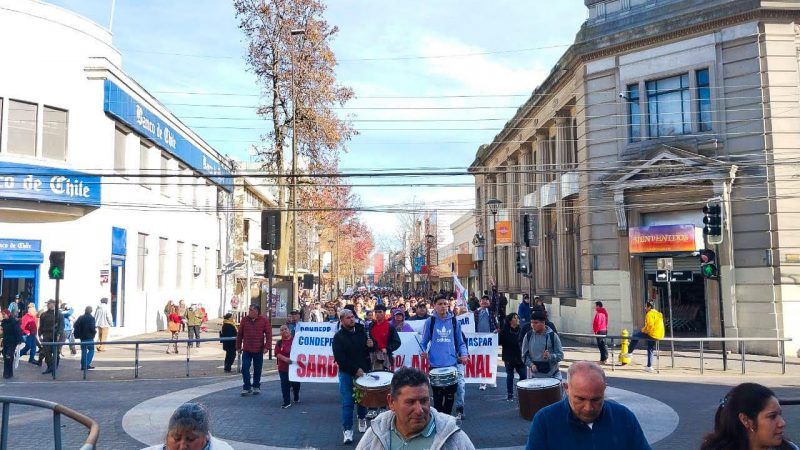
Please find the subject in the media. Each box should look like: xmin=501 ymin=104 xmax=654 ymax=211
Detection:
xmin=166 ymin=306 xmax=181 ymax=355
xmin=701 ymin=382 xmax=797 ymax=450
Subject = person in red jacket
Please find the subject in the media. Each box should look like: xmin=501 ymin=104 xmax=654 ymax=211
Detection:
xmin=592 ymin=301 xmax=609 ymax=364
xmin=275 ymin=324 xmax=300 ymax=408
xmin=19 ymin=304 xmax=38 ymax=365
xmin=236 ymin=304 xmax=272 ymax=396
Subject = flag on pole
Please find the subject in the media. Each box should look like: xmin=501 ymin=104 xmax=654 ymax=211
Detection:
xmin=453 ymin=274 xmax=469 ymax=312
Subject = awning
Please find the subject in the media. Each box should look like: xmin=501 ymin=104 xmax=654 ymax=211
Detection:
xmin=0 ymin=250 xmax=44 ymax=264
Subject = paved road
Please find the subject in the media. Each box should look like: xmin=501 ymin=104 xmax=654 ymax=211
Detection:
xmin=1 ymin=327 xmax=798 ymax=449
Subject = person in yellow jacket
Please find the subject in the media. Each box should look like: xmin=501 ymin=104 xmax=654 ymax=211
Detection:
xmin=621 ymin=301 xmax=664 ymax=373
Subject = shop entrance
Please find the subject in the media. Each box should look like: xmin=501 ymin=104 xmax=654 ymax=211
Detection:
xmin=110 ymin=258 xmax=125 ymax=327
xmin=0 ymin=266 xmax=37 ymax=309
xmin=643 ymin=257 xmax=707 ymax=336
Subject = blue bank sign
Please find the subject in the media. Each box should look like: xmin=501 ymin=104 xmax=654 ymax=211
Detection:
xmin=103 ymin=80 xmax=233 ymax=192
xmin=0 ymin=162 xmax=101 ymax=207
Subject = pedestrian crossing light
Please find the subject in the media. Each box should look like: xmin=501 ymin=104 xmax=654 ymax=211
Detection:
xmin=516 ymin=250 xmax=529 ymax=274
xmin=703 ymin=200 xmax=723 ymax=245
xmin=48 ymin=251 xmax=65 ymax=280
xmin=699 ymin=249 xmax=718 ymax=279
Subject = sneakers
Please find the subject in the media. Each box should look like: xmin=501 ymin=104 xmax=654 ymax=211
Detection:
xmin=455 ymin=406 xmax=465 ymax=420
xmin=343 ymin=429 xmax=353 ymax=444
xmin=365 ymin=409 xmax=378 ymax=419
xmin=644 ymin=366 xmax=655 ymax=373
xmin=506 ymin=394 xmax=514 ymax=402
xmin=358 ymin=418 xmax=367 ymax=433
xmin=479 ymin=384 xmax=487 ymax=391
xmin=241 ymin=388 xmax=252 ymax=396
xmin=620 ymin=353 xmax=632 ymax=359
xmin=281 ymin=403 xmax=291 ymax=409
xmin=252 ymin=387 xmax=261 ymax=395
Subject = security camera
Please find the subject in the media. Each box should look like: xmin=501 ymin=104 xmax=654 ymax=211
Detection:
xmin=619 ymin=92 xmax=630 ymax=101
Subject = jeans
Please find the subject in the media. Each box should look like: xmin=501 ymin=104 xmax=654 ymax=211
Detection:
xmin=279 ymin=371 xmax=300 ymax=406
xmin=64 ymin=331 xmax=76 ymax=355
xmin=338 ymin=371 xmax=366 ymax=431
xmin=187 ymin=326 xmax=200 ymax=347
xmin=596 ymin=330 xmax=608 ymax=362
xmin=627 ymin=332 xmax=655 ymax=367
xmin=454 ymin=364 xmax=466 ymax=409
xmin=19 ymin=334 xmax=36 ymax=362
xmin=80 ymin=339 xmax=95 ymax=369
xmin=504 ymin=362 xmax=527 ymax=396
xmin=241 ymin=351 xmax=263 ymax=390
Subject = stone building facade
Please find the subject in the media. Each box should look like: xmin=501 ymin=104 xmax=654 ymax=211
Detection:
xmin=470 ymin=0 xmax=800 ymax=355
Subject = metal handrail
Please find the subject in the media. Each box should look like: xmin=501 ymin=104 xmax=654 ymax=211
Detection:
xmin=0 ymin=396 xmax=99 ymax=450
xmin=558 ymin=332 xmax=792 ymax=375
xmin=38 ymin=337 xmax=246 ymax=380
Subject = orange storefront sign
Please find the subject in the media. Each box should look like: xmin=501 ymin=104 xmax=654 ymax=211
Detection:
xmin=628 ymin=224 xmax=697 ymax=254
xmin=495 ymin=220 xmax=512 ymax=245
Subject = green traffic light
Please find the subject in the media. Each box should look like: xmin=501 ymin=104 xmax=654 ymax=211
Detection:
xmin=49 ymin=266 xmax=62 ymax=279
xmin=701 ymin=263 xmax=717 ymax=278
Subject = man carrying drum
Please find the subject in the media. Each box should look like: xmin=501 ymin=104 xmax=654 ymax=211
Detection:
xmin=521 ymin=310 xmax=564 ymax=380
xmin=332 ymin=308 xmax=372 ymax=444
xmin=368 ymin=304 xmax=401 ymax=372
xmin=420 ymin=294 xmax=469 ymax=416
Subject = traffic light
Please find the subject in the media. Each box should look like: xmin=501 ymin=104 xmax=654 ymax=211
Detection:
xmin=261 ymin=210 xmax=282 ymax=250
xmin=703 ymin=200 xmax=723 ymax=245
xmin=516 ymin=250 xmax=529 ymax=274
xmin=699 ymin=249 xmax=718 ymax=279
xmin=522 ymin=213 xmax=539 ymax=247
xmin=48 ymin=251 xmax=65 ymax=280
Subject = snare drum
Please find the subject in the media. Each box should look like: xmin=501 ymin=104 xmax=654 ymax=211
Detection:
xmin=355 ymin=371 xmax=393 ymax=408
xmin=517 ymin=378 xmax=562 ymax=421
xmin=429 ymin=367 xmax=458 ymax=388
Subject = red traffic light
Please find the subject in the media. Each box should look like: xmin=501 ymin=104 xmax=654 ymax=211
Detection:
xmin=699 ymin=249 xmax=716 ymax=264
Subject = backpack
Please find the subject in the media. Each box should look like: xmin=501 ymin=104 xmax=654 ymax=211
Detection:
xmin=426 ymin=316 xmax=467 ymax=356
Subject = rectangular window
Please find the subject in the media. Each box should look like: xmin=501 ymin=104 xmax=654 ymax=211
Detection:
xmin=205 ymin=246 xmax=213 ymax=288
xmin=178 ymin=164 xmax=188 ymax=203
xmin=646 ymin=74 xmax=691 ymax=137
xmin=7 ymin=100 xmax=37 ymax=156
xmin=140 ymin=143 xmax=151 ymax=189
xmin=159 ymin=237 xmax=168 ymax=289
xmin=216 ymin=249 xmax=221 ymax=289
xmin=42 ymin=106 xmax=67 ymax=160
xmin=192 ymin=244 xmax=199 ymax=287
xmin=628 ymin=84 xmax=641 ymax=141
xmin=177 ymin=241 xmax=185 ymax=288
xmin=160 ymin=154 xmax=170 ymax=196
xmin=114 ymin=128 xmax=127 ymax=171
xmin=697 ymin=69 xmax=712 ymax=132
xmin=137 ymin=233 xmax=148 ymax=291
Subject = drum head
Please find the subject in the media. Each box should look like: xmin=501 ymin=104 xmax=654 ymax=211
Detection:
xmin=430 ymin=367 xmax=457 ymax=376
xmin=356 ymin=371 xmax=393 ymax=388
xmin=517 ymin=378 xmax=561 ymax=390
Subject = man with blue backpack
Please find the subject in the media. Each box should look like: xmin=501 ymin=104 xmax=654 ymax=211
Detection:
xmin=420 ymin=294 xmax=469 ymax=416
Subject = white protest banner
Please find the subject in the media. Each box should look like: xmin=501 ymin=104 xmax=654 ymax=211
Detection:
xmin=289 ymin=331 xmax=338 ymax=383
xmin=393 ymin=331 xmax=497 ymax=384
xmin=407 ymin=313 xmax=474 ymax=335
xmin=295 ymin=321 xmax=336 ymax=334
xmin=456 ymin=312 xmax=475 ymax=334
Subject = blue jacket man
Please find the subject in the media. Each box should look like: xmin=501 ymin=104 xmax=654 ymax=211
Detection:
xmin=526 ymin=361 xmax=651 ymax=450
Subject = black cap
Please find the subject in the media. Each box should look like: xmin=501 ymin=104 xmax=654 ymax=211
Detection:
xmin=291 ymin=309 xmax=300 ymax=314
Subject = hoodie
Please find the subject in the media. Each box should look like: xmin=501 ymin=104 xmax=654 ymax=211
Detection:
xmin=355 ymin=408 xmax=476 ymax=450
xmin=521 ymin=326 xmax=563 ymax=378
xmin=420 ymin=312 xmax=468 ymax=368
xmin=592 ymin=307 xmax=609 ymax=334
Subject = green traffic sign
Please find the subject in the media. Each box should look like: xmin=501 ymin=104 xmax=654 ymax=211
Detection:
xmin=701 ymin=263 xmax=718 ymax=278
xmin=49 ymin=266 xmax=62 ymax=279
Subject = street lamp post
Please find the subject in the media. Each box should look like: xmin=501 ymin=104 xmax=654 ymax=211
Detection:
xmin=289 ymin=28 xmax=305 ymax=311
xmin=486 ymin=198 xmax=502 ymax=293
xmin=317 ymin=231 xmax=323 ymax=304
xmin=425 ymin=233 xmax=434 ymax=298
xmin=328 ymin=239 xmax=335 ymax=301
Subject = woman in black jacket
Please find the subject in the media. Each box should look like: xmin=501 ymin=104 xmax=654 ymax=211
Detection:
xmin=1 ymin=309 xmax=23 ymax=379
xmin=219 ymin=313 xmax=238 ymax=373
xmin=499 ymin=313 xmax=527 ymax=401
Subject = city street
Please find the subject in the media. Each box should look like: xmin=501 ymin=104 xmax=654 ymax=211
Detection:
xmin=1 ymin=333 xmax=798 ymax=449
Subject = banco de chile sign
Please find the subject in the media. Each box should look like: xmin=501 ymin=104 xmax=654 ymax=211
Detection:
xmin=0 ymin=162 xmax=101 ymax=207
xmin=103 ymin=80 xmax=233 ymax=192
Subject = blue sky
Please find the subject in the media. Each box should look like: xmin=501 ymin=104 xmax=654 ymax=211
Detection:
xmin=47 ymin=0 xmax=586 ymax=243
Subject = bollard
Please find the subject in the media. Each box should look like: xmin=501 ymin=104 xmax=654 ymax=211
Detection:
xmin=186 ymin=341 xmax=191 ymax=377
xmin=134 ymin=343 xmax=140 ymax=379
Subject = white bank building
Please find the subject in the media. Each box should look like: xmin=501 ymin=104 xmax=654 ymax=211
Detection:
xmin=0 ymin=0 xmax=233 ymax=337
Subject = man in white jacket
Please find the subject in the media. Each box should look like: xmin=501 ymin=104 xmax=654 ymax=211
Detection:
xmin=357 ymin=367 xmax=475 ymax=450
xmin=93 ymin=297 xmax=114 ymax=352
